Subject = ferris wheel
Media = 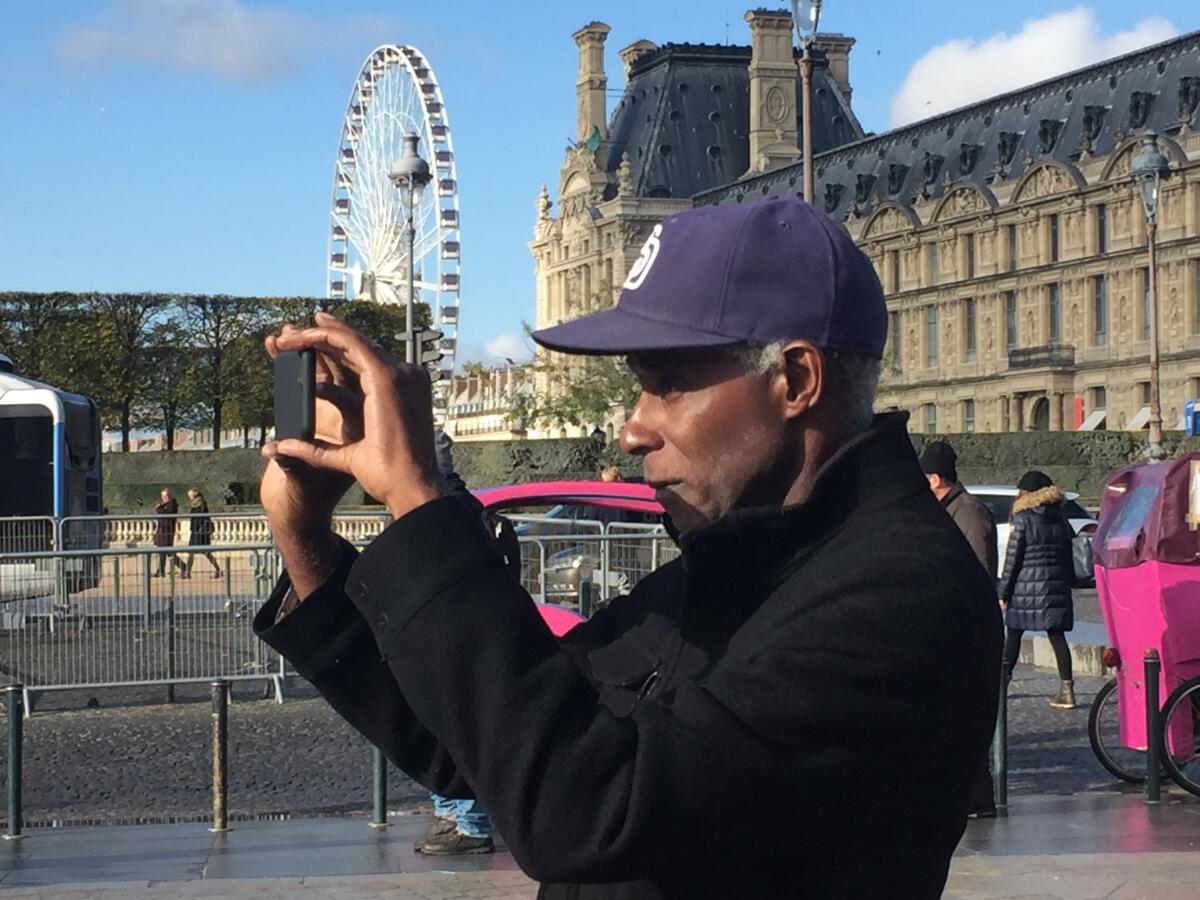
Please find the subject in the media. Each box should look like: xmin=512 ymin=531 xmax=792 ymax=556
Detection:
xmin=327 ymin=44 xmax=461 ymax=394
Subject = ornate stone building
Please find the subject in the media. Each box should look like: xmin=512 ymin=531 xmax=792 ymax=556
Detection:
xmin=535 ymin=14 xmax=1200 ymax=437
xmin=697 ymin=28 xmax=1200 ymax=434
xmin=530 ymin=13 xmax=861 ymax=436
xmin=444 ymin=363 xmax=534 ymax=443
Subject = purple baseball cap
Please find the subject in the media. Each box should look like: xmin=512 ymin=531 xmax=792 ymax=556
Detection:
xmin=531 ymin=197 xmax=886 ymax=358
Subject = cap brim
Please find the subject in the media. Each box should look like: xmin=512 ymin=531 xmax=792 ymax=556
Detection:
xmin=531 ymin=306 xmax=737 ymax=356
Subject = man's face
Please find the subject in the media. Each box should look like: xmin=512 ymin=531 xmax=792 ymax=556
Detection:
xmin=161 ymin=490 xmax=170 ymax=502
xmin=621 ymin=348 xmax=788 ymax=533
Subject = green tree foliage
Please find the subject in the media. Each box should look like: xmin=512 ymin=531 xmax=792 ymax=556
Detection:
xmin=0 ymin=292 xmax=87 ymax=388
xmin=87 ymin=293 xmax=166 ymax=451
xmin=135 ymin=321 xmax=205 ymax=450
xmin=523 ymin=281 xmax=640 ymax=430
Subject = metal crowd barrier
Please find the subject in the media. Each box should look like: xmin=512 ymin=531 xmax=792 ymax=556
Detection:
xmin=0 ymin=514 xmax=680 ymax=703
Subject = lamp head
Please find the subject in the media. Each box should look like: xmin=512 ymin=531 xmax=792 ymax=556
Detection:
xmin=1130 ymin=132 xmax=1170 ymax=222
xmin=389 ymin=134 xmax=432 ymax=190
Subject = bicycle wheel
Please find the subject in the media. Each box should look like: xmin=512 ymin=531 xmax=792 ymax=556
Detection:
xmin=1160 ymin=676 xmax=1200 ymax=797
xmin=1088 ymin=678 xmax=1147 ymax=783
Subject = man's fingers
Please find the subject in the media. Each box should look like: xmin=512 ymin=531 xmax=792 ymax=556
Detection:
xmin=275 ymin=327 xmax=383 ymax=379
xmin=316 ymin=382 xmax=363 ymax=421
xmin=272 ymin=437 xmax=355 ymax=476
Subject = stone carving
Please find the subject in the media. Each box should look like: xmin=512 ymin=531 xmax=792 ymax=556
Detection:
xmin=1129 ymin=91 xmax=1156 ymax=130
xmin=824 ymin=182 xmax=845 ymax=214
xmin=1014 ymin=164 xmax=1073 ymax=202
xmin=997 ymin=131 xmax=1022 ymax=168
xmin=958 ymin=143 xmax=981 ymax=176
xmin=863 ymin=206 xmax=912 ymax=238
xmin=533 ymin=185 xmax=554 ymax=239
xmin=887 ymin=164 xmax=909 ymax=195
xmin=1081 ymin=105 xmax=1107 ymax=155
xmin=617 ymin=152 xmax=633 ymax=197
xmin=1179 ymin=77 xmax=1200 ymax=128
xmin=921 ymin=153 xmax=944 ymax=194
xmin=765 ymin=84 xmax=789 ymax=124
xmin=855 ymin=173 xmax=877 ymax=206
xmin=936 ymin=186 xmax=985 ymax=221
xmin=1038 ymin=118 xmax=1064 ymax=154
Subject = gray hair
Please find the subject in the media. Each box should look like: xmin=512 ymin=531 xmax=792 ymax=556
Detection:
xmin=725 ymin=341 xmax=879 ymax=434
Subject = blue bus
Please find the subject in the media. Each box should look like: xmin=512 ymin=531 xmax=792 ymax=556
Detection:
xmin=0 ymin=354 xmax=102 ymax=587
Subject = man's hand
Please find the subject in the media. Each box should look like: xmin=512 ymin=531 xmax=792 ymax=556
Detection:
xmin=260 ymin=322 xmax=361 ymax=597
xmin=268 ymin=313 xmax=442 ymax=521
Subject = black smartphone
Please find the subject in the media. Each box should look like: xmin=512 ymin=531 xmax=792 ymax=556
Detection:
xmin=274 ymin=349 xmax=315 ymax=441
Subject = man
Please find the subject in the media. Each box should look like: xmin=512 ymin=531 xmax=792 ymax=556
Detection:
xmin=919 ymin=440 xmax=1000 ymax=818
xmin=255 ymin=198 xmax=1000 ymax=899
xmin=152 ymin=488 xmax=185 ymax=578
xmin=919 ymin=441 xmax=998 ymax=580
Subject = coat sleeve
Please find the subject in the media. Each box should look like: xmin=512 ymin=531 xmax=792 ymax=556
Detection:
xmin=997 ymin=514 xmax=1027 ymax=601
xmin=340 ymin=497 xmax=991 ymax=884
xmin=959 ymin=502 xmax=998 ymax=579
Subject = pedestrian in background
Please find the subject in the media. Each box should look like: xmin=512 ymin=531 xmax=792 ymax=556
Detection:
xmin=998 ymin=470 xmax=1076 ymax=709
xmin=599 ymin=466 xmax=623 ymax=483
xmin=920 ymin=439 xmax=1000 ymax=818
xmin=919 ymin=441 xmax=998 ymax=579
xmin=184 ymin=488 xmax=222 ymax=579
xmin=152 ymin=488 xmax=185 ymax=578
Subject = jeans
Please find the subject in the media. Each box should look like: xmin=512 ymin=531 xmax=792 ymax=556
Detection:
xmin=431 ymin=792 xmax=493 ymax=838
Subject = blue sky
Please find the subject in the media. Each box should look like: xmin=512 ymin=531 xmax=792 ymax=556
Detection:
xmin=0 ymin=1 xmax=1194 ymax=365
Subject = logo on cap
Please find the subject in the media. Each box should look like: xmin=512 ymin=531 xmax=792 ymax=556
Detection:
xmin=622 ymin=224 xmax=663 ymax=291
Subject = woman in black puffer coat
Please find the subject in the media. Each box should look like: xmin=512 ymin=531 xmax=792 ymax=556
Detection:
xmin=998 ymin=470 xmax=1076 ymax=709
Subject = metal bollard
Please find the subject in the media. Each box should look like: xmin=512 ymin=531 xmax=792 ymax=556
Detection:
xmin=210 ymin=680 xmax=229 ymax=831
xmin=1145 ymin=649 xmax=1162 ymax=804
xmin=5 ymin=685 xmax=23 ymax=840
xmin=371 ymin=746 xmax=388 ymax=829
xmin=992 ymin=664 xmax=1008 ymax=809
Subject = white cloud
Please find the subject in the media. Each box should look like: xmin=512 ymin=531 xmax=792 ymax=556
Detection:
xmin=455 ymin=332 xmax=533 ymax=370
xmin=890 ymin=7 xmax=1178 ymax=127
xmin=56 ymin=0 xmax=396 ymax=83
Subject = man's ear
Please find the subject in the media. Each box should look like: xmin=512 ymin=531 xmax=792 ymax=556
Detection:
xmin=777 ymin=340 xmax=824 ymax=421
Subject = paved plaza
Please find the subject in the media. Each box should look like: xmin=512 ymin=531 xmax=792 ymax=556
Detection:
xmin=3 ymin=665 xmax=1199 ymax=897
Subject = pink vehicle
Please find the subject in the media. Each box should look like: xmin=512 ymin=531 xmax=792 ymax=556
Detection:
xmin=1088 ymin=453 xmax=1200 ymax=794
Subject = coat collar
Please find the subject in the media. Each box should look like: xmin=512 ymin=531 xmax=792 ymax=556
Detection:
xmin=1012 ymin=485 xmax=1065 ymax=515
xmin=677 ymin=411 xmax=927 ymax=597
xmin=940 ymin=482 xmax=965 ymax=509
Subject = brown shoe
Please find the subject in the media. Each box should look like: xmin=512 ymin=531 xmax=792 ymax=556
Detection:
xmin=416 ymin=829 xmax=494 ymax=856
xmin=413 ymin=816 xmax=456 ymax=853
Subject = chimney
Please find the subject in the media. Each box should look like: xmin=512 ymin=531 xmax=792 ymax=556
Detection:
xmin=815 ymin=33 xmax=855 ymax=105
xmin=572 ymin=22 xmax=611 ymax=144
xmin=744 ymin=9 xmax=801 ymax=175
xmin=618 ymin=39 xmax=657 ymax=79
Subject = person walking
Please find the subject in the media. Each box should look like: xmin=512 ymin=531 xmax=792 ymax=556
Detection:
xmin=152 ymin=488 xmax=185 ymax=577
xmin=919 ymin=440 xmax=999 ymax=817
xmin=184 ymin=488 xmax=222 ymax=579
xmin=998 ymin=470 xmax=1076 ymax=709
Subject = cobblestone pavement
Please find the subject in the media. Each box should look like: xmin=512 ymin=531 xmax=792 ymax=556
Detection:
xmin=0 ymin=663 xmax=1134 ymax=826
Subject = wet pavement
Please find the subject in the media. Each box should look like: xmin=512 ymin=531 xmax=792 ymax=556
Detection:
xmin=1 ymin=794 xmax=1198 ymax=898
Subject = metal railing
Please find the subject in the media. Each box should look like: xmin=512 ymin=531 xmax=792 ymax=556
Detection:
xmin=0 ymin=514 xmax=680 ymax=700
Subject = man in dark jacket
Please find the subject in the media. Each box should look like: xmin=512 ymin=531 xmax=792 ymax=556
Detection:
xmin=255 ymin=198 xmax=1001 ymax=899
xmin=152 ymin=488 xmax=185 ymax=578
xmin=919 ymin=441 xmax=998 ymax=580
xmin=919 ymin=440 xmax=1001 ymax=817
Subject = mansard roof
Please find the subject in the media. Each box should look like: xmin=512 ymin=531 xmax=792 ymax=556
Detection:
xmin=694 ymin=29 xmax=1200 ymax=215
xmin=605 ymin=42 xmax=865 ymax=200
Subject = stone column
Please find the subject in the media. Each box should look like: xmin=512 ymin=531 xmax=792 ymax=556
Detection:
xmin=572 ymin=22 xmax=611 ymax=145
xmin=743 ymin=9 xmax=801 ymax=175
xmin=618 ymin=39 xmax=656 ymax=79
xmin=1012 ymin=394 xmax=1024 ymax=432
xmin=1050 ymin=391 xmax=1064 ymax=431
xmin=1000 ymin=395 xmax=1011 ymax=432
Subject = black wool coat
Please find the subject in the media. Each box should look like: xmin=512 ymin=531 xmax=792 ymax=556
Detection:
xmin=998 ymin=487 xmax=1075 ymax=632
xmin=255 ymin=413 xmax=1001 ymax=900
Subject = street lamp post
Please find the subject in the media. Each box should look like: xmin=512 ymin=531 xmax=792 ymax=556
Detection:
xmin=389 ymin=134 xmax=432 ymax=364
xmin=1129 ymin=132 xmax=1172 ymax=462
xmin=791 ymin=1 xmax=823 ymax=205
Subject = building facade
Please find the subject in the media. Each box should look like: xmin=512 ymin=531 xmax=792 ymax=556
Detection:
xmin=443 ymin=363 xmax=534 ymax=442
xmin=537 ymin=14 xmax=1200 ymax=435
